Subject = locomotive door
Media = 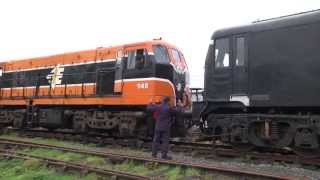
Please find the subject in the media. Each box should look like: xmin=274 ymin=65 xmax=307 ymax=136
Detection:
xmin=211 ymin=38 xmax=232 ymax=99
xmin=231 ymin=35 xmax=249 ymax=102
xmin=114 ymin=50 xmax=124 ymax=94
xmin=96 ymin=68 xmax=115 ymax=95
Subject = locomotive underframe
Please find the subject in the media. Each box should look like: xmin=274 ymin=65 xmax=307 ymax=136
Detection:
xmin=0 ymin=104 xmax=187 ymax=138
xmin=202 ymin=103 xmax=320 ymax=153
xmin=0 ymin=105 xmax=152 ymax=138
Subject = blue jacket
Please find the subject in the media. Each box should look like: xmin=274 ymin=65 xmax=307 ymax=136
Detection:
xmin=147 ymin=102 xmax=180 ymax=131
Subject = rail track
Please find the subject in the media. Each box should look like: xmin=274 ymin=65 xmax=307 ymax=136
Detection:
xmin=0 ymin=148 xmax=149 ymax=180
xmin=0 ymin=137 xmax=294 ymax=180
xmin=2 ymin=127 xmax=320 ymax=178
xmin=4 ymin=127 xmax=320 ymax=166
xmin=4 ymin=128 xmax=320 ymax=164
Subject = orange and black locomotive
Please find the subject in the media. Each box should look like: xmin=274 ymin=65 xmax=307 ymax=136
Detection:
xmin=0 ymin=40 xmax=190 ymax=137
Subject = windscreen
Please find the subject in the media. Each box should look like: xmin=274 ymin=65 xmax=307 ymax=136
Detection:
xmin=153 ymin=45 xmax=169 ymax=64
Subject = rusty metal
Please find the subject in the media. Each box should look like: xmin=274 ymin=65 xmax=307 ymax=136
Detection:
xmin=0 ymin=149 xmax=149 ymax=180
xmin=0 ymin=137 xmax=293 ymax=180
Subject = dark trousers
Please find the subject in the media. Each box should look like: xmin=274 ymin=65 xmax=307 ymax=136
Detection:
xmin=152 ymin=130 xmax=170 ymax=157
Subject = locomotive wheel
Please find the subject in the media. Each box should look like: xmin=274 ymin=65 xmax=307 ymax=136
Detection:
xmin=13 ymin=113 xmax=25 ymax=128
xmin=13 ymin=118 xmax=23 ymax=128
xmin=205 ymin=114 xmax=230 ymax=140
xmin=73 ymin=123 xmax=87 ymax=133
xmin=248 ymin=121 xmax=294 ymax=148
xmin=72 ymin=111 xmax=88 ymax=133
xmin=293 ymin=127 xmax=320 ymax=158
xmin=73 ymin=119 xmax=87 ymax=133
xmin=199 ymin=119 xmax=213 ymax=136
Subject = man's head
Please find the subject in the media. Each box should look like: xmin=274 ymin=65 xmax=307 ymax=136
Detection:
xmin=161 ymin=96 xmax=170 ymax=104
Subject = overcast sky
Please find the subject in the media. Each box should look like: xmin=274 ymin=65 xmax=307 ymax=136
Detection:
xmin=0 ymin=0 xmax=319 ymax=87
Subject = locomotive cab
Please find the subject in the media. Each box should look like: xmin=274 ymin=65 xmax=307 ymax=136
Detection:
xmin=206 ymin=35 xmax=249 ymax=108
xmin=120 ymin=41 xmax=190 ymax=106
xmin=152 ymin=43 xmax=190 ymax=106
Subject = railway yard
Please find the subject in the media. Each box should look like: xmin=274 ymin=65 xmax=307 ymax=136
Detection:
xmin=2 ymin=7 xmax=320 ymax=180
xmin=0 ymin=128 xmax=319 ymax=179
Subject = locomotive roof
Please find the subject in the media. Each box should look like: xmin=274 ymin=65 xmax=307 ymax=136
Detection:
xmin=0 ymin=40 xmax=183 ymax=72
xmin=1 ymin=40 xmax=178 ymax=64
xmin=212 ymin=10 xmax=320 ymax=38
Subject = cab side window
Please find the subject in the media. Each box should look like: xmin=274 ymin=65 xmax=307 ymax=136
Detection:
xmin=127 ymin=49 xmax=146 ymax=70
xmin=171 ymin=49 xmax=181 ymax=63
xmin=235 ymin=37 xmax=245 ymax=66
xmin=215 ymin=38 xmax=230 ymax=68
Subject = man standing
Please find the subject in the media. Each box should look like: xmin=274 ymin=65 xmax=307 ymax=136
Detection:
xmin=147 ymin=96 xmax=181 ymax=160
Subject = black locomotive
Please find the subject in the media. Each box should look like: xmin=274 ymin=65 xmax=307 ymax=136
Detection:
xmin=201 ymin=10 xmax=320 ymax=157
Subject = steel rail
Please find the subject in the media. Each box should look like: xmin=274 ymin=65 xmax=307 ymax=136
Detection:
xmin=0 ymin=137 xmax=293 ymax=180
xmin=0 ymin=149 xmax=149 ymax=180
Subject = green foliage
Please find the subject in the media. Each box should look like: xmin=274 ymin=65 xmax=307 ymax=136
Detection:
xmin=184 ymin=168 xmax=200 ymax=177
xmin=23 ymin=159 xmax=41 ymax=170
xmin=0 ymin=158 xmax=97 ymax=180
xmin=114 ymin=160 xmax=148 ymax=174
xmin=166 ymin=167 xmax=183 ymax=180
xmin=85 ymin=156 xmax=106 ymax=166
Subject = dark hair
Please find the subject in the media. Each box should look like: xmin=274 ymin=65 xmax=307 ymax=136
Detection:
xmin=162 ymin=96 xmax=170 ymax=103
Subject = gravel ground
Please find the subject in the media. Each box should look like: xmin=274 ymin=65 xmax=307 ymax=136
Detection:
xmin=96 ymin=144 xmax=320 ymax=180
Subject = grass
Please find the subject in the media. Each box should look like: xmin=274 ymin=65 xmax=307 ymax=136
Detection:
xmin=19 ymin=148 xmax=109 ymax=168
xmin=1 ymin=133 xmax=203 ymax=179
xmin=0 ymin=158 xmax=101 ymax=180
xmin=0 ymin=133 xmax=96 ymax=150
xmin=185 ymin=167 xmax=201 ymax=177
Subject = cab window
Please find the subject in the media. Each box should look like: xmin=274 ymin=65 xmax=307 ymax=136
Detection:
xmin=235 ymin=37 xmax=245 ymax=66
xmin=215 ymin=38 xmax=229 ymax=68
xmin=127 ymin=49 xmax=146 ymax=70
xmin=153 ymin=45 xmax=169 ymax=63
xmin=171 ymin=49 xmax=181 ymax=63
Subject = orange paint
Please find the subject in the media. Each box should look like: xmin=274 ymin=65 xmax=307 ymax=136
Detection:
xmin=0 ymin=40 xmax=187 ymax=107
